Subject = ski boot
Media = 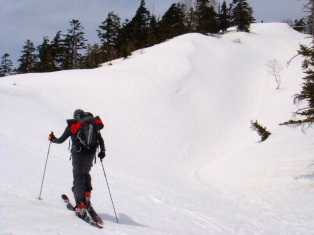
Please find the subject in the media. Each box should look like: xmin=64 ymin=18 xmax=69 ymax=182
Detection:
xmin=75 ymin=201 xmax=87 ymax=219
xmin=85 ymin=192 xmax=104 ymax=224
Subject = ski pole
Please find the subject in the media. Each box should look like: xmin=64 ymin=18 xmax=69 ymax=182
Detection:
xmin=38 ymin=132 xmax=53 ymax=200
xmin=101 ymin=159 xmax=119 ymax=223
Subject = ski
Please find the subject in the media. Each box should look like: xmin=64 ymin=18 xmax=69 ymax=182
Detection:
xmin=61 ymin=194 xmax=103 ymax=229
xmin=87 ymin=204 xmax=104 ymax=225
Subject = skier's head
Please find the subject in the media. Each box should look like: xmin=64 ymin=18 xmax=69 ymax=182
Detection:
xmin=73 ymin=109 xmax=84 ymax=118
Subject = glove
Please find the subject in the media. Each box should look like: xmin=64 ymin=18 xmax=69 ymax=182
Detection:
xmin=48 ymin=133 xmax=56 ymax=142
xmin=98 ymin=151 xmax=106 ymax=160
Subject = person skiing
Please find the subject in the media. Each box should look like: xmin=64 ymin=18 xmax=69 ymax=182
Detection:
xmin=48 ymin=109 xmax=106 ymax=219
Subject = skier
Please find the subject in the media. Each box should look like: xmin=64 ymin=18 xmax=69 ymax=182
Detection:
xmin=48 ymin=109 xmax=106 ymax=218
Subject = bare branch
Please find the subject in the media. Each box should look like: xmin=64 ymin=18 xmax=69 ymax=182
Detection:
xmin=266 ymin=59 xmax=283 ymax=89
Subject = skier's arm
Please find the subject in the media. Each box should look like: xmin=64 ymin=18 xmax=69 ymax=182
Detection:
xmin=97 ymin=132 xmax=106 ymax=160
xmin=98 ymin=132 xmax=106 ymax=151
xmin=53 ymin=126 xmax=71 ymax=144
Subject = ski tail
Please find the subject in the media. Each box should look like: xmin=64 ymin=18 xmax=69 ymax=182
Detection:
xmin=87 ymin=205 xmax=104 ymax=225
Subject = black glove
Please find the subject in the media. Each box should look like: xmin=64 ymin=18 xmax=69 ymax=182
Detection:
xmin=98 ymin=151 xmax=106 ymax=160
xmin=48 ymin=132 xmax=56 ymax=142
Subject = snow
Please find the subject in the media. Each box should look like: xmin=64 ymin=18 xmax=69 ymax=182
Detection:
xmin=1 ymin=23 xmax=314 ymax=235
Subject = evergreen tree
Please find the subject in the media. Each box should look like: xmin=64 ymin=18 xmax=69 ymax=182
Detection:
xmin=80 ymin=43 xmax=104 ymax=69
xmin=0 ymin=53 xmax=13 ymax=77
xmin=219 ymin=0 xmax=231 ymax=32
xmin=293 ymin=18 xmax=307 ymax=33
xmin=159 ymin=3 xmax=186 ymax=42
xmin=280 ymin=0 xmax=314 ymax=131
xmin=35 ymin=36 xmax=56 ymax=72
xmin=121 ymin=44 xmax=130 ymax=59
xmin=280 ymin=1 xmax=314 ymax=130
xmin=179 ymin=0 xmax=197 ymax=32
xmin=299 ymin=1 xmax=314 ymax=35
xmin=146 ymin=14 xmax=159 ymax=46
xmin=250 ymin=120 xmax=271 ymax=142
xmin=303 ymin=16 xmax=313 ymax=35
xmin=16 ymin=39 xmax=38 ymax=74
xmin=117 ymin=19 xmax=133 ymax=58
xmin=230 ymin=0 xmax=255 ymax=32
xmin=97 ymin=11 xmax=121 ymax=61
xmin=280 ymin=43 xmax=314 ymax=129
xmin=64 ymin=19 xmax=87 ymax=69
xmin=59 ymin=35 xmax=73 ymax=70
xmin=128 ymin=0 xmax=151 ymax=49
xmin=195 ymin=0 xmax=219 ymax=34
xmin=50 ymin=31 xmax=65 ymax=70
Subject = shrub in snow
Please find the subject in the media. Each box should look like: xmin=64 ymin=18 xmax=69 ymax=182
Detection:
xmin=250 ymin=120 xmax=271 ymax=141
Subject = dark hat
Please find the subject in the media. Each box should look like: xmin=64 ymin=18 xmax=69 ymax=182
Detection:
xmin=73 ymin=109 xmax=84 ymax=117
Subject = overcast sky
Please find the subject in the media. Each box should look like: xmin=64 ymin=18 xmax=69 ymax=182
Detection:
xmin=0 ymin=0 xmax=309 ymax=66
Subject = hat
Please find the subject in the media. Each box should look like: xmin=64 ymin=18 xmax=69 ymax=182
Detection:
xmin=73 ymin=109 xmax=84 ymax=117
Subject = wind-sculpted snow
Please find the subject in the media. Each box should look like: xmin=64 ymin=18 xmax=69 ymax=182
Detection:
xmin=0 ymin=23 xmax=313 ymax=234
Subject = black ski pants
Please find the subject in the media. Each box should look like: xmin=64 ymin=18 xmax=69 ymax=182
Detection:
xmin=71 ymin=151 xmax=95 ymax=203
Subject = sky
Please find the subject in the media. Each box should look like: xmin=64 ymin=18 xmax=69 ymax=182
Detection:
xmin=0 ymin=0 xmax=310 ymax=67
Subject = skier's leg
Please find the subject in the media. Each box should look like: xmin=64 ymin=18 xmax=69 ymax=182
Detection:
xmin=83 ymin=152 xmax=95 ymax=204
xmin=72 ymin=154 xmax=87 ymax=204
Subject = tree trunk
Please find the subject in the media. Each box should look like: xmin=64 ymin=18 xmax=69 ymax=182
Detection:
xmin=73 ymin=36 xmax=78 ymax=69
xmin=311 ymin=0 xmax=314 ymax=35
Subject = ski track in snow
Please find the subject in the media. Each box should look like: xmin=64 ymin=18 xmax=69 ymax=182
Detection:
xmin=1 ymin=23 xmax=314 ymax=235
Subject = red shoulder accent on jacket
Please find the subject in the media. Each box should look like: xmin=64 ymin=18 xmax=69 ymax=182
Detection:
xmin=95 ymin=119 xmax=104 ymax=130
xmin=70 ymin=122 xmax=81 ymax=134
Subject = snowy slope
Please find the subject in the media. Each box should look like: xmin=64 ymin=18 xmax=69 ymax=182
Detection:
xmin=0 ymin=23 xmax=314 ymax=235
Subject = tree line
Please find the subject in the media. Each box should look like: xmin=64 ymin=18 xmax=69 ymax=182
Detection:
xmin=1 ymin=0 xmax=255 ymax=77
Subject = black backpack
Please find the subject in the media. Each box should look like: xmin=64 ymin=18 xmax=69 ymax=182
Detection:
xmin=69 ymin=112 xmax=104 ymax=153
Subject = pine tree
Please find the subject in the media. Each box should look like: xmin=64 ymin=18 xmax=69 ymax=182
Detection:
xmin=16 ymin=39 xmax=38 ymax=74
xmin=219 ymin=0 xmax=231 ymax=32
xmin=0 ymin=53 xmax=13 ymax=77
xmin=80 ymin=43 xmax=104 ymax=68
xmin=59 ymin=35 xmax=72 ymax=70
xmin=35 ymin=36 xmax=56 ymax=72
xmin=97 ymin=11 xmax=121 ymax=61
xmin=117 ymin=19 xmax=133 ymax=58
xmin=50 ymin=31 xmax=65 ymax=70
xmin=250 ymin=120 xmax=271 ymax=142
xmin=128 ymin=0 xmax=151 ymax=49
xmin=280 ymin=43 xmax=314 ymax=129
xmin=121 ymin=44 xmax=130 ymax=59
xmin=293 ymin=18 xmax=306 ymax=33
xmin=64 ymin=19 xmax=87 ymax=69
xmin=280 ymin=1 xmax=314 ymax=130
xmin=146 ymin=14 xmax=159 ymax=46
xmin=180 ymin=0 xmax=197 ymax=32
xmin=304 ymin=16 xmax=313 ymax=35
xmin=159 ymin=3 xmax=187 ymax=42
xmin=195 ymin=0 xmax=219 ymax=34
xmin=230 ymin=0 xmax=255 ymax=32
